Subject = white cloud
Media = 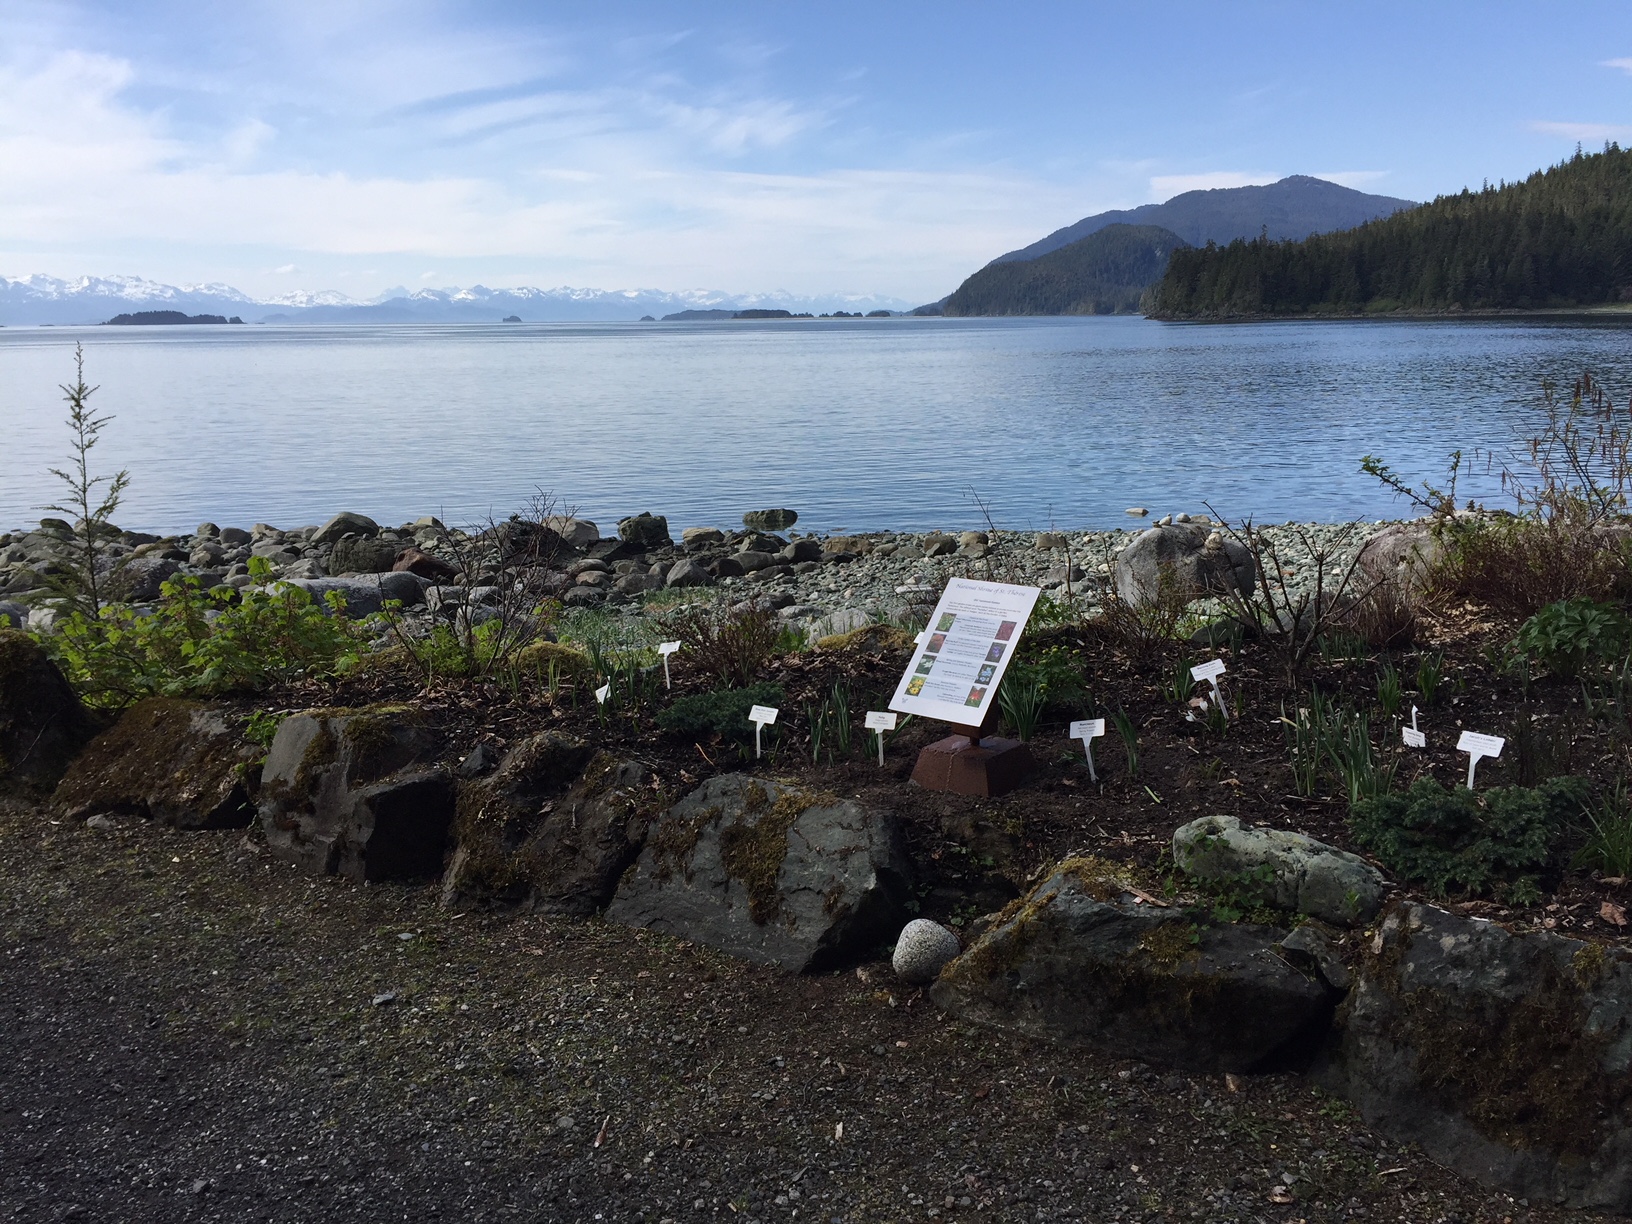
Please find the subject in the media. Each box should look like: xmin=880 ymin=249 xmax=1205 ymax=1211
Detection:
xmin=1149 ymin=171 xmax=1278 ymax=199
xmin=1528 ymin=120 xmax=1632 ymax=142
xmin=1601 ymin=57 xmax=1632 ymax=75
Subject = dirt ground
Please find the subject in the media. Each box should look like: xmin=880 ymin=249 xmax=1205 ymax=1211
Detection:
xmin=0 ymin=797 xmax=1615 ymax=1224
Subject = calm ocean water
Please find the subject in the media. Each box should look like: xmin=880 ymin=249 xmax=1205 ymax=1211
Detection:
xmin=2 ymin=315 xmax=1631 ymax=536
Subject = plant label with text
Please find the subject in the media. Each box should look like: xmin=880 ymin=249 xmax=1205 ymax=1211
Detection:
xmin=864 ymin=711 xmax=898 ymax=732
xmin=1457 ymin=730 xmax=1504 ymax=789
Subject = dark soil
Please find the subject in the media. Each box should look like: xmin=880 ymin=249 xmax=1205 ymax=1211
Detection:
xmin=0 ymin=800 xmax=1609 ymax=1224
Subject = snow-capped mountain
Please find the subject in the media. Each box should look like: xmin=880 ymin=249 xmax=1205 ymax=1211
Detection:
xmin=0 ymin=274 xmax=912 ymax=325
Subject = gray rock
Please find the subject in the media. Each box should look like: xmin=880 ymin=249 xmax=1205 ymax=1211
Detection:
xmin=1318 ymin=901 xmax=1632 ymax=1211
xmin=921 ymin=533 xmax=957 ymax=557
xmin=930 ymin=862 xmax=1332 ymax=1072
xmin=732 ymin=550 xmax=777 ymax=574
xmin=743 ymin=509 xmax=798 ymax=531
xmin=542 ymin=517 xmax=599 ymax=550
xmin=312 ymin=512 xmax=380 ymax=546
xmin=0 ymin=629 xmax=93 ymax=793
xmin=1172 ymin=814 xmax=1386 ymax=926
xmin=612 ymin=573 xmax=662 ymax=596
xmin=329 ymin=535 xmax=400 ymax=575
xmin=0 ymin=601 xmax=24 ymax=629
xmin=1355 ymin=521 xmax=1444 ymax=595
xmin=258 ymin=706 xmax=454 ymax=881
xmin=893 ymin=919 xmax=961 ymax=984
xmin=53 ymin=698 xmax=259 ymax=829
xmin=811 ymin=608 xmax=872 ymax=638
xmin=681 ymin=526 xmax=725 ymax=549
xmin=274 ymin=572 xmax=426 ymax=616
xmin=219 ymin=526 xmax=251 ymax=545
xmin=1114 ymin=522 xmax=1255 ymax=606
xmin=107 ymin=557 xmax=180 ymax=602
xmin=443 ymin=737 xmax=663 ymax=915
xmin=1278 ymin=923 xmax=1352 ymax=992
xmin=665 ymin=558 xmax=714 ymax=588
xmin=1034 ymin=532 xmax=1069 ymax=550
xmin=617 ymin=512 xmax=671 ymax=549
xmin=606 ymin=774 xmax=910 ymax=972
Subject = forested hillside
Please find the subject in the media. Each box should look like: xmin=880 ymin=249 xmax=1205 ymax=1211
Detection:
xmin=1148 ymin=147 xmax=1632 ymax=318
xmin=943 ymin=224 xmax=1189 ymax=316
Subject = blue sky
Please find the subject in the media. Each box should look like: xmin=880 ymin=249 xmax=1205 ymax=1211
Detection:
xmin=3 ymin=1 xmax=1630 ymax=303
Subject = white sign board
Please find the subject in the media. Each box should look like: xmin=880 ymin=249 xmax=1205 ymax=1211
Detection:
xmin=864 ymin=711 xmax=898 ymax=732
xmin=594 ymin=682 xmax=610 ymax=705
xmin=657 ymin=640 xmax=681 ymax=689
xmin=748 ymin=705 xmax=779 ymax=760
xmin=887 ymin=578 xmax=1042 ymax=725
xmin=1191 ymin=659 xmax=1226 ymax=684
xmin=1457 ymin=730 xmax=1504 ymax=789
xmin=1070 ymin=718 xmax=1106 ymax=781
xmin=1402 ymin=705 xmax=1425 ymax=749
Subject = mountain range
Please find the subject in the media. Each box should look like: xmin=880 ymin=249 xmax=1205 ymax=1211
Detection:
xmin=931 ymin=175 xmax=1420 ymax=316
xmin=0 ymin=275 xmax=913 ymax=326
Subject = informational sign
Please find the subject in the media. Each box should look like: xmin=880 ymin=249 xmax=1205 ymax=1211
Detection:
xmin=1070 ymin=718 xmax=1106 ymax=781
xmin=749 ymin=704 xmax=779 ymax=760
xmin=594 ymin=683 xmax=610 ymax=705
xmin=865 ymin=710 xmax=898 ymax=765
xmin=887 ymin=578 xmax=1042 ymax=725
xmin=1457 ymin=730 xmax=1504 ymax=789
xmin=1402 ymin=705 xmax=1425 ymax=749
xmin=657 ymin=641 xmax=681 ymax=689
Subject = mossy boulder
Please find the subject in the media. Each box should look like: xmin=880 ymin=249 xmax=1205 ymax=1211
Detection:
xmin=605 ymin=773 xmax=910 ymax=972
xmin=53 ymin=698 xmax=258 ymax=828
xmin=930 ymin=859 xmax=1333 ymax=1073
xmin=1318 ymin=900 xmax=1632 ymax=1211
xmin=0 ymin=629 xmax=94 ymax=794
xmin=442 ymin=738 xmax=663 ymax=914
xmin=258 ymin=705 xmax=453 ymax=881
xmin=1173 ymin=814 xmax=1386 ymax=926
xmin=814 ymin=623 xmax=916 ymax=653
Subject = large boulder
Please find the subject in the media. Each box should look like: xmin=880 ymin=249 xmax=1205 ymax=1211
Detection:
xmin=543 ymin=517 xmax=600 ymax=550
xmin=329 ymin=535 xmax=401 ymax=575
xmin=605 ymin=774 xmax=910 ymax=972
xmin=273 ymin=572 xmax=426 ymax=616
xmin=312 ymin=512 xmax=380 ymax=546
xmin=1173 ymin=814 xmax=1387 ymax=926
xmin=106 ymin=556 xmax=181 ymax=602
xmin=931 ymin=860 xmax=1333 ymax=1072
xmin=0 ymin=630 xmax=93 ymax=793
xmin=743 ymin=509 xmax=798 ymax=532
xmin=258 ymin=706 xmax=454 ymax=881
xmin=1114 ymin=523 xmax=1255 ymax=606
xmin=442 ymin=736 xmax=664 ymax=914
xmin=1320 ymin=901 xmax=1632 ymax=1211
xmin=617 ymin=512 xmax=671 ymax=549
xmin=53 ymin=698 xmax=259 ymax=829
xmin=1355 ymin=521 xmax=1443 ymax=595
xmin=665 ymin=558 xmax=714 ymax=588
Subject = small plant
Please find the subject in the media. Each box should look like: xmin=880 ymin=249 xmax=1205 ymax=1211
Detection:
xmin=997 ymin=670 xmax=1046 ymax=742
xmin=42 ymin=343 xmax=130 ymax=621
xmin=657 ymin=682 xmax=784 ymax=753
xmin=806 ymin=679 xmax=854 ymax=763
xmin=1415 ymin=651 xmax=1444 ymax=705
xmin=1376 ymin=660 xmax=1403 ymax=718
xmin=1282 ymin=694 xmax=1334 ymax=798
xmin=657 ymin=599 xmax=782 ymax=688
xmin=1350 ymin=776 xmax=1588 ymax=902
xmin=1572 ymin=780 xmax=1632 ymax=878
xmin=243 ymin=709 xmax=283 ymax=747
xmin=1512 ymin=597 xmax=1632 ymax=677
xmin=1110 ymin=708 xmax=1139 ymax=777
xmin=1161 ymin=655 xmax=1195 ymax=706
xmin=1328 ymin=706 xmax=1395 ymax=805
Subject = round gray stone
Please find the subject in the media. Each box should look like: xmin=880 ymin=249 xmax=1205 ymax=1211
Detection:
xmin=892 ymin=919 xmax=961 ymax=985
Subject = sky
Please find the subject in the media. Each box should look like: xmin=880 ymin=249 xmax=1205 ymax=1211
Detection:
xmin=2 ymin=1 xmax=1630 ymax=305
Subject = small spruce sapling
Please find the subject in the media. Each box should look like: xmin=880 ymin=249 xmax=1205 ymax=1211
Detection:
xmin=43 ymin=344 xmax=130 ymax=621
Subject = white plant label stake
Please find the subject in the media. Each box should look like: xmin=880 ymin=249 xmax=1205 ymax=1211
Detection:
xmin=1402 ymin=705 xmax=1426 ymax=749
xmin=1191 ymin=658 xmax=1228 ymax=724
xmin=865 ymin=710 xmax=898 ymax=766
xmin=657 ymin=641 xmax=681 ymax=689
xmin=1070 ymin=718 xmax=1106 ymax=781
xmin=594 ymin=683 xmax=610 ymax=705
xmin=749 ymin=704 xmax=779 ymax=760
xmin=1457 ymin=730 xmax=1504 ymax=789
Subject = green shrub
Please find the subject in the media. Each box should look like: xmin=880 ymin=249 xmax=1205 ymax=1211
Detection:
xmin=43 ymin=561 xmax=363 ymax=707
xmin=1350 ymin=776 xmax=1588 ymax=903
xmin=1572 ymin=780 xmax=1632 ymax=878
xmin=1512 ymin=597 xmax=1631 ymax=677
xmin=656 ymin=601 xmax=782 ymax=687
xmin=1435 ymin=514 xmax=1630 ymax=619
xmin=656 ymin=682 xmax=784 ymax=747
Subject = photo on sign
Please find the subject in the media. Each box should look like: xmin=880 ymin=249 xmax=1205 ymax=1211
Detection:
xmin=906 ymin=676 xmax=926 ymax=696
xmin=975 ymin=663 xmax=996 ymax=684
xmin=994 ymin=620 xmax=1017 ymax=642
xmin=886 ymin=577 xmax=1043 ymax=727
xmin=965 ymin=686 xmax=987 ymax=707
xmin=915 ymin=655 xmax=938 ymax=676
xmin=927 ymin=633 xmax=947 ymax=653
xmin=984 ymin=642 xmax=1006 ymax=663
xmin=936 ymin=612 xmax=957 ymax=632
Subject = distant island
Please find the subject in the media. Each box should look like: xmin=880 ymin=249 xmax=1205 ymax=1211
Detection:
xmin=1149 ymin=146 xmax=1632 ymax=319
xmin=502 ymin=315 xmax=521 ymax=323
xmin=660 ymin=308 xmax=817 ymax=321
xmin=105 ymin=310 xmax=244 ymax=326
xmin=926 ymin=176 xmax=1418 ymax=317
